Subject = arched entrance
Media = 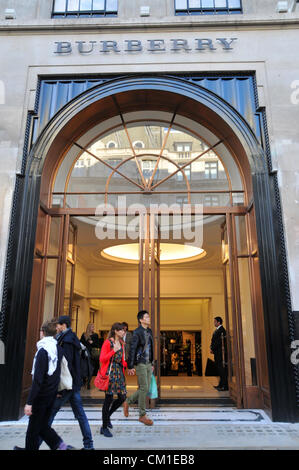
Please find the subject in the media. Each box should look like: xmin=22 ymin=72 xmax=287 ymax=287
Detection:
xmin=1 ymin=76 xmax=296 ymax=422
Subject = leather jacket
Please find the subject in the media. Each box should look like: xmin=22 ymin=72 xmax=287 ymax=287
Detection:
xmin=127 ymin=325 xmax=154 ymax=369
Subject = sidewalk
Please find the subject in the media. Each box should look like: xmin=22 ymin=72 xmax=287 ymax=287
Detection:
xmin=1 ymin=406 xmax=299 ymax=450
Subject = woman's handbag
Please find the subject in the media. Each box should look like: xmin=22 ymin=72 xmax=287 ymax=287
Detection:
xmin=94 ymin=358 xmax=113 ymax=391
xmin=147 ymin=373 xmax=158 ymax=399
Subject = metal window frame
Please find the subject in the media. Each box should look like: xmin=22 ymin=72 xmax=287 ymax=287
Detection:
xmin=174 ymin=0 xmax=243 ymax=15
xmin=52 ymin=0 xmax=118 ymax=17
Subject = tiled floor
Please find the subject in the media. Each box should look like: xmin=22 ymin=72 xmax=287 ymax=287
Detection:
xmin=81 ymin=375 xmax=230 ymax=399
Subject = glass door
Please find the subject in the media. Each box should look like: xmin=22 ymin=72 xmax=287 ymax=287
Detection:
xmin=222 ymin=215 xmax=243 ymax=407
xmin=53 ymin=214 xmax=77 ymax=321
xmin=138 ymin=213 xmax=161 ymax=397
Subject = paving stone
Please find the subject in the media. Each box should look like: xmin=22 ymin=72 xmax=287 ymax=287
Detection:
xmin=1 ymin=407 xmax=299 ymax=450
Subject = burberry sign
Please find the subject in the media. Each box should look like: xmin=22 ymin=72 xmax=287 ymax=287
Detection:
xmin=54 ymin=37 xmax=238 ymax=54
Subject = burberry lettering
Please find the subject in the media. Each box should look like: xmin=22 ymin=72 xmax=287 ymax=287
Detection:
xmin=54 ymin=38 xmax=238 ymax=55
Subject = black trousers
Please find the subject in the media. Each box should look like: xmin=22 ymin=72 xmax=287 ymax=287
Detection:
xmin=26 ymin=395 xmax=62 ymax=450
xmin=214 ymin=353 xmax=228 ymax=388
xmin=102 ymin=393 xmax=126 ymax=429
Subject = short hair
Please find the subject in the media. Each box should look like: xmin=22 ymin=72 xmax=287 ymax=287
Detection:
xmin=214 ymin=316 xmax=223 ymax=324
xmin=122 ymin=322 xmax=129 ymax=330
xmin=137 ymin=310 xmax=149 ymax=323
xmin=57 ymin=315 xmax=71 ymax=328
xmin=41 ymin=320 xmax=58 ymax=337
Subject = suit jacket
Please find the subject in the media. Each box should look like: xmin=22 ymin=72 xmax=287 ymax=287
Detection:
xmin=210 ymin=325 xmax=227 ymax=361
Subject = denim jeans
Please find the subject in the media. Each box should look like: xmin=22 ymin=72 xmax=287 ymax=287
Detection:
xmin=48 ymin=390 xmax=94 ymax=449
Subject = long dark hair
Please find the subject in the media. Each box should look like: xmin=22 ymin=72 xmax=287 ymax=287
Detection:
xmin=108 ymin=322 xmax=125 ymax=343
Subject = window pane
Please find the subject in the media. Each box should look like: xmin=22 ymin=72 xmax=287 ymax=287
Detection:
xmin=215 ymin=0 xmax=227 ymax=7
xmin=43 ymin=259 xmax=58 ymax=322
xmin=48 ymin=217 xmax=61 ymax=256
xmin=53 ymin=0 xmax=66 ymax=12
xmin=228 ymin=0 xmax=241 ymax=8
xmin=238 ymin=257 xmax=257 ymax=386
xmin=93 ymin=0 xmax=105 ymax=9
xmin=67 ymin=0 xmax=79 ymax=11
xmin=189 ymin=0 xmax=201 ymax=8
xmin=80 ymin=0 xmax=92 ymax=10
xmin=175 ymin=0 xmax=188 ymax=9
xmin=106 ymin=0 xmax=118 ymax=11
xmin=201 ymin=0 xmax=214 ymax=8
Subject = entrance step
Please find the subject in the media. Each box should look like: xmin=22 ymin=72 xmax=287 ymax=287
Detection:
xmin=82 ymin=397 xmax=235 ymax=407
xmin=157 ymin=397 xmax=235 ymax=407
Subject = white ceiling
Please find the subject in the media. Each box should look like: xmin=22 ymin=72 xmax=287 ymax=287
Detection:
xmin=72 ymin=214 xmax=225 ymax=271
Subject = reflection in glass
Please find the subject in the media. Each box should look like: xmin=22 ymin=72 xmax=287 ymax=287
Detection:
xmin=53 ymin=0 xmax=66 ymax=12
xmin=93 ymin=0 xmax=105 ymax=10
xmin=67 ymin=0 xmax=79 ymax=11
xmin=215 ymin=0 xmax=227 ymax=7
xmin=238 ymin=257 xmax=256 ymax=386
xmin=225 ymin=263 xmax=236 ymax=383
xmin=201 ymin=0 xmax=214 ymax=8
xmin=175 ymin=0 xmax=188 ymax=8
xmin=43 ymin=259 xmax=58 ymax=322
xmin=80 ymin=0 xmax=92 ymax=10
xmin=64 ymin=261 xmax=73 ymax=315
xmin=48 ymin=218 xmax=61 ymax=256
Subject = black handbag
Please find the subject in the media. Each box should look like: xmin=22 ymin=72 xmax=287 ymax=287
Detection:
xmin=205 ymin=358 xmax=218 ymax=376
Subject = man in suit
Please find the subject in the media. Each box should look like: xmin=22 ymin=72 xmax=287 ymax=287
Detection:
xmin=210 ymin=316 xmax=228 ymax=391
xmin=122 ymin=322 xmax=132 ymax=363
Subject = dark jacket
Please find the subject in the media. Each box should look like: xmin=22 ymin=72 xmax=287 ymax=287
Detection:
xmin=27 ymin=345 xmax=63 ymax=405
xmin=80 ymin=333 xmax=100 ymax=354
xmin=127 ymin=325 xmax=154 ymax=370
xmin=210 ymin=325 xmax=227 ymax=361
xmin=124 ymin=331 xmax=133 ymax=362
xmin=56 ymin=328 xmax=82 ymax=391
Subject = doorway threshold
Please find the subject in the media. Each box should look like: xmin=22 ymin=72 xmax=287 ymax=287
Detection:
xmin=157 ymin=397 xmax=235 ymax=407
xmin=81 ymin=396 xmax=235 ymax=407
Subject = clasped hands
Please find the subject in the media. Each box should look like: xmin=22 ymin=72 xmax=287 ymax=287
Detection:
xmin=127 ymin=366 xmax=154 ymax=376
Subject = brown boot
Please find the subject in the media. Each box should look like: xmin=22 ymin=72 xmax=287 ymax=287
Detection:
xmin=139 ymin=415 xmax=153 ymax=426
xmin=123 ymin=401 xmax=129 ymax=417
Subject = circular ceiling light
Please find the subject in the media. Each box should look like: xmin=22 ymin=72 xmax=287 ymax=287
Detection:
xmin=101 ymin=243 xmax=206 ymax=264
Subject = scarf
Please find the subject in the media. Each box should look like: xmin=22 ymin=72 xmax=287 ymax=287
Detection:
xmin=31 ymin=336 xmax=58 ymax=376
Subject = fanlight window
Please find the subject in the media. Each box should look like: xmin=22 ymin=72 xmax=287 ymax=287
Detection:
xmin=52 ymin=111 xmax=244 ymax=209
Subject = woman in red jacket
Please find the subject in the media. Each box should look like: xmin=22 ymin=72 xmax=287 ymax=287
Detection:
xmin=99 ymin=322 xmax=127 ymax=437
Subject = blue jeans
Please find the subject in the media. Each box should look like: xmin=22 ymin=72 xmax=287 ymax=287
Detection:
xmin=48 ymin=390 xmax=94 ymax=449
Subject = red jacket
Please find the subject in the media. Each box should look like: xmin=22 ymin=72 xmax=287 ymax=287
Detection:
xmin=99 ymin=339 xmax=127 ymax=376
